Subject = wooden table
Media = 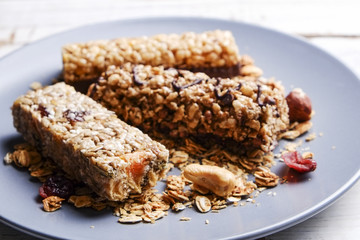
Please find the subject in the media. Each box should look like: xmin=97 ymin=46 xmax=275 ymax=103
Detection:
xmin=1 ymin=0 xmax=359 ymax=239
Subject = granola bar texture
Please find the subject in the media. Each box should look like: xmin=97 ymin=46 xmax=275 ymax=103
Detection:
xmin=12 ymin=82 xmax=169 ymax=201
xmin=62 ymin=30 xmax=241 ymax=83
xmin=89 ymin=64 xmax=289 ymax=156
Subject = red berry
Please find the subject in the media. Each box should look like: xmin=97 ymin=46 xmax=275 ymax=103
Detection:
xmin=281 ymin=151 xmax=317 ymax=173
xmin=39 ymin=175 xmax=74 ymax=199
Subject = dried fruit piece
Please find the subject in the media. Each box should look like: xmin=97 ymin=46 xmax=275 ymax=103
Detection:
xmin=39 ymin=175 xmax=74 ymax=199
xmin=281 ymin=151 xmax=317 ymax=173
xmin=183 ymin=164 xmax=236 ymax=197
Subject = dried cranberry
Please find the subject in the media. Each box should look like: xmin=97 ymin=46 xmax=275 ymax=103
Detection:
xmin=37 ymin=104 xmax=49 ymax=117
xmin=39 ymin=175 xmax=74 ymax=199
xmin=281 ymin=151 xmax=317 ymax=173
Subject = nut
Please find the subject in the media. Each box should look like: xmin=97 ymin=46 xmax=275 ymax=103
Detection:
xmin=183 ymin=164 xmax=236 ymax=197
xmin=286 ymin=88 xmax=312 ymax=122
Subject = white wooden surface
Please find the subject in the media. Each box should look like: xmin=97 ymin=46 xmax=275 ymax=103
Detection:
xmin=0 ymin=0 xmax=359 ymax=239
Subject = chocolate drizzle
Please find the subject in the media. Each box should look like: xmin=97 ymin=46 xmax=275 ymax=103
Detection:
xmin=172 ymin=77 xmax=204 ymax=92
xmin=214 ymin=88 xmax=234 ymax=106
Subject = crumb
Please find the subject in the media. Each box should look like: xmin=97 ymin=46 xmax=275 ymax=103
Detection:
xmin=272 ymin=192 xmax=277 ymax=196
xmin=331 ymin=146 xmax=336 ymax=150
xmin=30 ymin=81 xmax=42 ymax=90
xmin=205 ymin=219 xmax=209 ymax=224
xmin=319 ymin=132 xmax=324 ymax=137
xmin=90 ymin=226 xmax=95 ymax=229
xmin=180 ymin=217 xmax=191 ymax=221
xmin=305 ymin=133 xmax=316 ymax=141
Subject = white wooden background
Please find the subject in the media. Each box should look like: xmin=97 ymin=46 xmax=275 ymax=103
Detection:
xmin=0 ymin=0 xmax=359 ymax=239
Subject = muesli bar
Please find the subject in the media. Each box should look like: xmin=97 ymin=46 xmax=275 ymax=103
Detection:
xmin=62 ymin=30 xmax=243 ymax=83
xmin=89 ymin=63 xmax=289 ymax=156
xmin=12 ymin=82 xmax=169 ymax=201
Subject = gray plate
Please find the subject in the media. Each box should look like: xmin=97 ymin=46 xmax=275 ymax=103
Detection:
xmin=0 ymin=17 xmax=359 ymax=240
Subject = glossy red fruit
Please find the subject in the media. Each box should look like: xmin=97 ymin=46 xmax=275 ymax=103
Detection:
xmin=281 ymin=151 xmax=317 ymax=173
xmin=39 ymin=175 xmax=74 ymax=199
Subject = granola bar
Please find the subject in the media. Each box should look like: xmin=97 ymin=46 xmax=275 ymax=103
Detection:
xmin=12 ymin=82 xmax=169 ymax=201
xmin=62 ymin=30 xmax=243 ymax=83
xmin=89 ymin=63 xmax=289 ymax=156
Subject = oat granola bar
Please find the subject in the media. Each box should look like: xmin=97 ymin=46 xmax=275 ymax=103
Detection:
xmin=12 ymin=82 xmax=169 ymax=201
xmin=89 ymin=63 xmax=289 ymax=156
xmin=62 ymin=30 xmax=242 ymax=83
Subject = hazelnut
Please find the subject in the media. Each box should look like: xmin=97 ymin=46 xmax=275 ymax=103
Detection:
xmin=286 ymin=88 xmax=312 ymax=122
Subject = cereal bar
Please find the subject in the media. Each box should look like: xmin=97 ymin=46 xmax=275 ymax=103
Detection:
xmin=12 ymin=82 xmax=169 ymax=201
xmin=62 ymin=30 xmax=242 ymax=83
xmin=89 ymin=64 xmax=289 ymax=156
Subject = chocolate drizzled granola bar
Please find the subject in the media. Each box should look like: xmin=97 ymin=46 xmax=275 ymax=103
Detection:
xmin=62 ymin=30 xmax=243 ymax=83
xmin=12 ymin=82 xmax=169 ymax=201
xmin=89 ymin=63 xmax=289 ymax=156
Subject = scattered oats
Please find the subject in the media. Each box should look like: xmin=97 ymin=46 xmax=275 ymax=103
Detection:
xmin=246 ymin=198 xmax=253 ymax=202
xmin=172 ymin=202 xmax=186 ymax=212
xmin=43 ymin=196 xmax=64 ymax=212
xmin=233 ymin=201 xmax=239 ymax=207
xmin=195 ymin=196 xmax=212 ymax=213
xmin=257 ymin=187 xmax=267 ymax=192
xmin=180 ymin=217 xmax=191 ymax=221
xmin=118 ymin=215 xmax=142 ymax=224
xmin=205 ymin=219 xmax=210 ymax=224
xmin=267 ymin=191 xmax=273 ymax=195
xmin=3 ymin=152 xmax=13 ymax=164
xmin=305 ymin=133 xmax=316 ymax=142
xmin=240 ymin=202 xmax=246 ymax=206
xmin=170 ymin=151 xmax=189 ymax=164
